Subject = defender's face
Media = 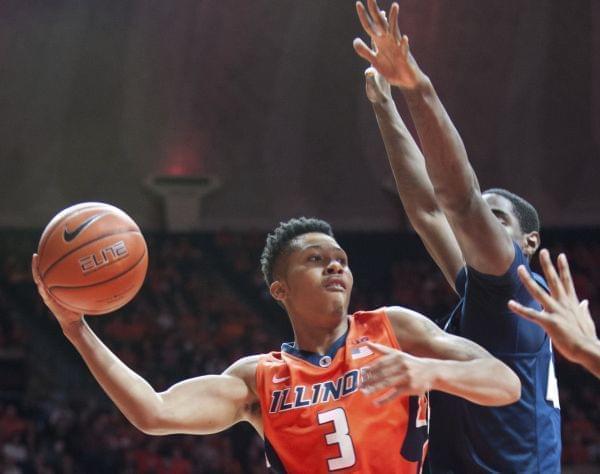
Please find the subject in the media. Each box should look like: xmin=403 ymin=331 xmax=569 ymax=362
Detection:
xmin=271 ymin=232 xmax=354 ymax=318
xmin=483 ymin=192 xmax=523 ymax=241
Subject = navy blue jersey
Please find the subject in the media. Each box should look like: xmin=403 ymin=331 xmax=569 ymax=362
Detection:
xmin=429 ymin=242 xmax=561 ymax=473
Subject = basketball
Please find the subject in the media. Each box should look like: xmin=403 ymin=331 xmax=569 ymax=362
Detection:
xmin=37 ymin=202 xmax=148 ymax=315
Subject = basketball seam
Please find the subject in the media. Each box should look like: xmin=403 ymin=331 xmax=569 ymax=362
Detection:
xmin=38 ymin=204 xmax=110 ymax=257
xmin=47 ymin=248 xmax=147 ymax=310
xmin=41 ymin=229 xmax=143 ymax=280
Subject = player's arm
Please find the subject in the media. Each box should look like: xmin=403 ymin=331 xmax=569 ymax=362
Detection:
xmin=365 ymin=66 xmax=464 ymax=289
xmin=509 ymin=250 xmax=600 ymax=378
xmin=32 ymin=254 xmax=260 ymax=436
xmin=361 ymin=307 xmax=521 ymax=406
xmin=354 ymin=0 xmax=514 ymax=276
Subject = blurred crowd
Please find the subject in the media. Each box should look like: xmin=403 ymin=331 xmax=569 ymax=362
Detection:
xmin=0 ymin=230 xmax=599 ymax=473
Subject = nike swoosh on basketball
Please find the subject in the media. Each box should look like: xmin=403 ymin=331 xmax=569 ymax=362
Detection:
xmin=63 ymin=214 xmax=102 ymax=242
xmin=272 ymin=375 xmax=290 ymax=383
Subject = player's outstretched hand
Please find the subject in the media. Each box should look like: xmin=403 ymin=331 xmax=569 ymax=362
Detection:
xmin=365 ymin=66 xmax=392 ymax=105
xmin=360 ymin=341 xmax=433 ymax=404
xmin=353 ymin=0 xmax=425 ymax=91
xmin=508 ymin=250 xmax=599 ymax=375
xmin=32 ymin=254 xmax=83 ymax=326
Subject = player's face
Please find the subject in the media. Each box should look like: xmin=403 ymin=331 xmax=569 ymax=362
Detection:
xmin=483 ymin=193 xmax=522 ymax=240
xmin=483 ymin=192 xmax=540 ymax=258
xmin=271 ymin=233 xmax=354 ymax=319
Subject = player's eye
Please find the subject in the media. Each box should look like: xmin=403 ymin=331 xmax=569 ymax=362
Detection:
xmin=308 ymin=254 xmax=322 ymax=262
xmin=492 ymin=211 xmax=509 ymax=226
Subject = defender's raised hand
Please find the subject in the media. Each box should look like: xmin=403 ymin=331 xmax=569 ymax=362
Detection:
xmin=365 ymin=66 xmax=392 ymax=105
xmin=509 ymin=250 xmax=600 ymax=377
xmin=353 ymin=0 xmax=425 ymax=90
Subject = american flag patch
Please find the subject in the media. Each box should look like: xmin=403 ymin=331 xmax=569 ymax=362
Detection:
xmin=351 ymin=345 xmax=373 ymax=359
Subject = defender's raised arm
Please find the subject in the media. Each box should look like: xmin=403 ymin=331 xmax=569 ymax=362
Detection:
xmin=364 ymin=65 xmax=464 ymax=289
xmin=354 ymin=0 xmax=519 ymax=277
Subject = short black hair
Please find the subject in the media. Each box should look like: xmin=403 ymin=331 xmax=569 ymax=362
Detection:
xmin=260 ymin=217 xmax=334 ymax=286
xmin=484 ymin=188 xmax=540 ymax=233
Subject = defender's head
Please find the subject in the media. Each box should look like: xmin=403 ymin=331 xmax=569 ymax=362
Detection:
xmin=483 ymin=188 xmax=540 ymax=260
xmin=261 ymin=217 xmax=353 ymax=319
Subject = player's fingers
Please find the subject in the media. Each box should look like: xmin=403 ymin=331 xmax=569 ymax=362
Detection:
xmin=356 ymin=2 xmax=378 ymax=37
xmin=508 ymin=300 xmax=551 ymax=326
xmin=365 ymin=341 xmax=394 ymax=355
xmin=361 ymin=372 xmax=406 ymax=393
xmin=400 ymin=35 xmax=410 ymax=60
xmin=365 ymin=67 xmax=377 ymax=92
xmin=367 ymin=0 xmax=387 ymax=32
xmin=353 ymin=38 xmax=377 ymax=63
xmin=31 ymin=254 xmax=41 ymax=285
xmin=539 ymin=249 xmax=567 ymax=302
xmin=374 ymin=387 xmax=405 ymax=405
xmin=557 ymin=253 xmax=578 ymax=302
xmin=576 ymin=299 xmax=597 ymax=335
xmin=366 ymin=358 xmax=403 ymax=380
xmin=580 ymin=299 xmax=590 ymax=315
xmin=360 ymin=357 xmax=398 ymax=381
xmin=508 ymin=299 xmax=538 ymax=319
xmin=516 ymin=265 xmax=558 ymax=311
xmin=31 ymin=255 xmax=52 ymax=303
xmin=389 ymin=3 xmax=402 ymax=43
xmin=370 ymin=37 xmax=378 ymax=54
xmin=360 ymin=362 xmax=392 ymax=386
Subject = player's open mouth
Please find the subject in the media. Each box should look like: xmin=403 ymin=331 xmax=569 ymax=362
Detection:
xmin=324 ymin=278 xmax=346 ymax=291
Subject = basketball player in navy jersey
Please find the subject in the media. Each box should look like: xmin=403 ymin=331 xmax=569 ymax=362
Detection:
xmin=353 ymin=0 xmax=561 ymax=472
xmin=511 ymin=249 xmax=600 ymax=379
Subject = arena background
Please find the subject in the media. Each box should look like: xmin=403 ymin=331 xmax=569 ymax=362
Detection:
xmin=0 ymin=1 xmax=599 ymax=472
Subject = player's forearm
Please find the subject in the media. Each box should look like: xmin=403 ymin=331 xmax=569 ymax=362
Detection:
xmin=372 ymin=98 xmax=442 ymax=222
xmin=61 ymin=319 xmax=165 ymax=433
xmin=430 ymin=357 xmax=521 ymax=406
xmin=401 ymin=78 xmax=478 ymax=214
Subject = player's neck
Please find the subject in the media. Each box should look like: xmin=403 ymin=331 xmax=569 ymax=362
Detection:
xmin=291 ymin=315 xmax=349 ymax=355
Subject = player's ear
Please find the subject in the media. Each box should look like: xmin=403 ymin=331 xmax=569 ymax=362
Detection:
xmin=270 ymin=280 xmax=287 ymax=302
xmin=522 ymin=231 xmax=540 ymax=257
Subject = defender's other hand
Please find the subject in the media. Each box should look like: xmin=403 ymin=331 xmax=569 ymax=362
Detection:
xmin=509 ymin=250 xmax=598 ymax=365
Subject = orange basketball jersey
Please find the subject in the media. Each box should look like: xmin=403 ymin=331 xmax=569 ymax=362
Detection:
xmin=256 ymin=308 xmax=428 ymax=473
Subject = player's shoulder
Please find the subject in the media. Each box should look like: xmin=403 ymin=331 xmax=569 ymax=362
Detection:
xmin=464 ymin=241 xmax=530 ymax=289
xmin=352 ymin=305 xmax=421 ymax=327
xmin=353 ymin=306 xmax=434 ymax=348
xmin=351 ymin=306 xmax=391 ymax=322
xmin=226 ymin=353 xmax=283 ymax=400
xmin=379 ymin=305 xmax=430 ymax=327
xmin=353 ymin=306 xmax=429 ymax=335
xmin=224 ymin=354 xmax=264 ymax=385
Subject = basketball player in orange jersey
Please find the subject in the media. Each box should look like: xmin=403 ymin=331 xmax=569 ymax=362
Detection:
xmin=31 ymin=217 xmax=520 ymax=474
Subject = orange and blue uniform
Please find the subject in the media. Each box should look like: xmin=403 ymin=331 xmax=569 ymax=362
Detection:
xmin=256 ymin=309 xmax=428 ymax=473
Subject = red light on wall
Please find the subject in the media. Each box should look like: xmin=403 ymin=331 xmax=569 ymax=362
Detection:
xmin=162 ymin=138 xmax=205 ymax=176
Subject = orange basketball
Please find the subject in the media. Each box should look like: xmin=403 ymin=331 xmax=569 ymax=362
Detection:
xmin=37 ymin=202 xmax=148 ymax=315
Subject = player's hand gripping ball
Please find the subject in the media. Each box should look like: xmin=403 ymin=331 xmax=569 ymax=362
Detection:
xmin=36 ymin=202 xmax=148 ymax=315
